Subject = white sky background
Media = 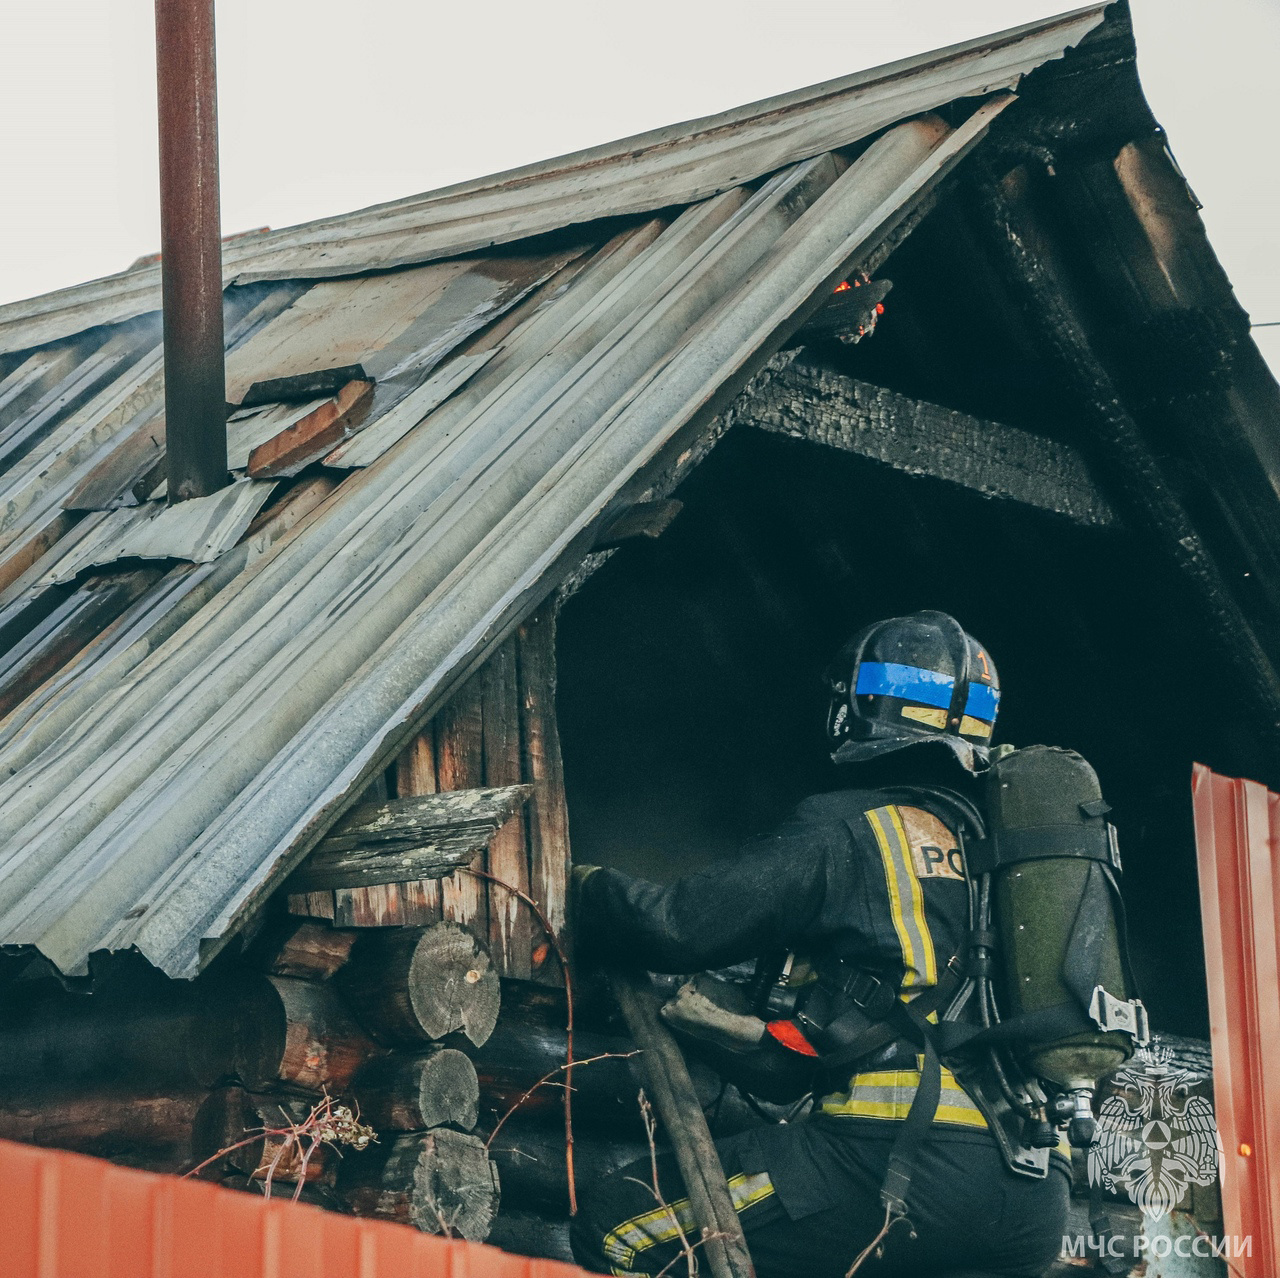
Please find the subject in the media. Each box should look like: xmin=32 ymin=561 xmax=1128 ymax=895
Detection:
xmin=2 ymin=0 xmax=1277 ymax=372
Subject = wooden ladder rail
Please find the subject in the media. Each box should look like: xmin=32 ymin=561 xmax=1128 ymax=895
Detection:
xmin=610 ymin=971 xmax=756 ymax=1278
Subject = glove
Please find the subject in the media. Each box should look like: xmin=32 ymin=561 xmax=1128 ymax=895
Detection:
xmin=570 ymin=864 xmax=601 ymax=916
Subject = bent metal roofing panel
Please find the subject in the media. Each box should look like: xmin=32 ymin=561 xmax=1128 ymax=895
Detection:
xmin=0 ymin=10 xmax=1104 ymax=979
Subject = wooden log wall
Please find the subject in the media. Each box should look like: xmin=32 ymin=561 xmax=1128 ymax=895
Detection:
xmin=0 ymin=918 xmax=505 ymax=1242
xmin=0 ymin=915 xmax=776 ymax=1263
xmin=286 ymin=608 xmax=570 ymax=984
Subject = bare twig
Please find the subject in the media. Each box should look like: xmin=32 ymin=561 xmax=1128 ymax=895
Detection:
xmin=461 ymin=866 xmax=579 ymax=1213
xmin=627 ymin=1089 xmax=709 ymax=1278
xmin=845 ymin=1205 xmax=909 ymax=1277
xmin=484 ymin=1050 xmax=639 ymax=1151
xmin=183 ymin=1092 xmax=376 ymax=1201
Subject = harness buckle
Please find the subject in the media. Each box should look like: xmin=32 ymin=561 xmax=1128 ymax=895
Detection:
xmin=839 ymin=967 xmax=894 ymax=1016
xmin=1088 ymin=986 xmax=1149 ymax=1046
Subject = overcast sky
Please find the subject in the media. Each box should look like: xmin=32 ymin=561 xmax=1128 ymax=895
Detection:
xmin=2 ymin=1 xmax=1277 ymax=372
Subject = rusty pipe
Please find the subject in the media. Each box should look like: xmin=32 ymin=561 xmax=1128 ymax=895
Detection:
xmin=156 ymin=0 xmax=228 ymax=501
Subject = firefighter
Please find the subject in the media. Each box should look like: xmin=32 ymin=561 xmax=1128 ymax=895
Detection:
xmin=569 ymin=611 xmax=1072 ymax=1278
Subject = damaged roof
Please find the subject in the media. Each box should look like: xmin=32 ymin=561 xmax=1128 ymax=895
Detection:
xmin=0 ymin=2 xmax=1277 ymax=980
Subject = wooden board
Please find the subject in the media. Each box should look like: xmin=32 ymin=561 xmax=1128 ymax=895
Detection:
xmin=518 ymin=608 xmax=571 ymax=973
xmin=295 ymin=608 xmax=572 ymax=986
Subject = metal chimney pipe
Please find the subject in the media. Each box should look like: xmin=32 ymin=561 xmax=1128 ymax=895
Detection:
xmin=156 ymin=0 xmax=228 ymax=502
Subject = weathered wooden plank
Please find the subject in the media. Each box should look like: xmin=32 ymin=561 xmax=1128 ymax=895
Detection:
xmin=319 ymin=784 xmax=531 ymax=852
xmin=290 ymin=787 xmax=531 ymax=896
xmin=482 ymin=638 xmax=533 ymax=980
xmin=518 ymin=609 xmax=570 ymax=972
xmin=396 ymin=730 xmax=438 ymax=798
xmin=286 ymin=890 xmax=336 ymax=921
xmin=338 ymin=880 xmax=455 ymax=927
xmin=437 ymin=676 xmax=488 ymax=935
xmin=382 ymin=723 xmax=446 ymax=926
xmin=730 ymin=356 xmax=1117 ymax=528
xmin=296 ymin=783 xmax=532 ymax=896
xmin=247 ymin=379 xmax=374 ymax=478
xmin=288 ymin=830 xmax=490 ymax=894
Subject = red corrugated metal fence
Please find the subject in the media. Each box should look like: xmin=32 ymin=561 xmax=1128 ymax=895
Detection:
xmin=1191 ymin=763 xmax=1280 ymax=1277
xmin=0 ymin=1136 xmax=588 ymax=1278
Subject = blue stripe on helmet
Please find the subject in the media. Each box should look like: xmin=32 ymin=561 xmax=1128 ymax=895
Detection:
xmin=964 ymin=680 xmax=1000 ymax=722
xmin=855 ymin=662 xmax=955 ymax=710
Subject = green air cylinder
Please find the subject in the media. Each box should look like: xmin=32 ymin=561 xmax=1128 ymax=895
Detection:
xmin=985 ymin=745 xmax=1134 ymax=1091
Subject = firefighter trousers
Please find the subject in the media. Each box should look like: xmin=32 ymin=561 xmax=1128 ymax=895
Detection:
xmin=569 ymin=1120 xmax=1070 ymax=1278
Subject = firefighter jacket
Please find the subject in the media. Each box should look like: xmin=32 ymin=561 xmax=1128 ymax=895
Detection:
xmin=576 ymin=785 xmax=990 ymax=1134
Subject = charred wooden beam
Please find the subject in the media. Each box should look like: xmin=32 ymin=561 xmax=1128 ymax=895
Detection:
xmin=471 ymin=1008 xmax=643 ymax=1133
xmin=970 ymin=164 xmax=1280 ymax=769
xmin=340 ymin=1128 xmax=500 ymax=1241
xmin=286 ymin=785 xmax=532 ymax=894
xmin=240 ymin=365 xmax=369 ymax=408
xmin=352 ymin=1047 xmax=480 ymax=1132
xmin=730 ymin=356 xmax=1116 ymax=528
xmin=337 ymin=922 xmax=501 ymax=1048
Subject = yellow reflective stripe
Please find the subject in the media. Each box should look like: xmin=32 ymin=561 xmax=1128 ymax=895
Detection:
xmin=820 ymin=1065 xmax=988 ymax=1129
xmin=602 ymin=1172 xmax=775 ymax=1270
xmin=866 ymin=806 xmax=936 ymax=988
xmin=730 ymin=1171 xmax=776 ymax=1213
xmin=888 ymin=805 xmax=937 ymax=986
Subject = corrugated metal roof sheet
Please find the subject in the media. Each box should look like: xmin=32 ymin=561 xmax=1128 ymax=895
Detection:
xmin=0 ymin=10 xmax=1112 ymax=982
xmin=0 ymin=1137 xmax=588 ymax=1278
xmin=0 ymin=104 xmax=1010 ymax=979
xmin=0 ymin=5 xmax=1106 ymax=355
xmin=1191 ymin=764 xmax=1280 ymax=1277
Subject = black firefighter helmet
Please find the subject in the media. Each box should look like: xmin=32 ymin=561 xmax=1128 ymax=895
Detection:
xmin=824 ymin=610 xmax=1000 ymax=772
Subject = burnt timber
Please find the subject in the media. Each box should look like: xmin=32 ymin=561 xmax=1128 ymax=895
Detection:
xmin=732 ymin=355 xmax=1116 ymax=527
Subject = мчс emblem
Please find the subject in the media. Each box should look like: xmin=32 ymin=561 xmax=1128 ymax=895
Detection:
xmin=1088 ymin=1046 xmax=1221 ymax=1219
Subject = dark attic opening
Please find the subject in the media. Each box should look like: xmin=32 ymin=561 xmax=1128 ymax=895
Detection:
xmin=557 ymin=185 xmax=1252 ymax=1047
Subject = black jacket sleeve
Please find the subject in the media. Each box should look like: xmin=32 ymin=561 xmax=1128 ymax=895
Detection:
xmin=574 ymin=815 xmax=845 ymax=972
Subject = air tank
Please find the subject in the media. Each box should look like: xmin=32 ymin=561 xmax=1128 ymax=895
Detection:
xmin=985 ymin=745 xmax=1135 ymax=1094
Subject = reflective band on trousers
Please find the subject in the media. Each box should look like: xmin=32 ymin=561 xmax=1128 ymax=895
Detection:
xmin=602 ymin=1171 xmax=775 ymax=1273
xmin=820 ymin=1061 xmax=988 ymax=1129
